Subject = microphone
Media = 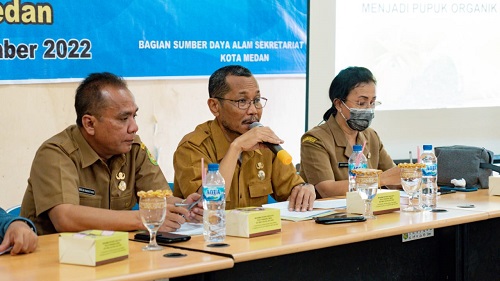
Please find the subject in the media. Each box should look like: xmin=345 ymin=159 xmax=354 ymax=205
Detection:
xmin=249 ymin=122 xmax=293 ymax=165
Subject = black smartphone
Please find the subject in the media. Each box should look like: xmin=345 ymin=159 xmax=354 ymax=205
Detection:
xmin=134 ymin=231 xmax=191 ymax=244
xmin=438 ymin=189 xmax=456 ymax=195
xmin=313 ymin=213 xmax=366 ymax=224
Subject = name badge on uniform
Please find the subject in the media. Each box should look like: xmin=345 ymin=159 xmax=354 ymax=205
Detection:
xmin=338 ymin=162 xmax=348 ymax=168
xmin=78 ymin=187 xmax=96 ymax=196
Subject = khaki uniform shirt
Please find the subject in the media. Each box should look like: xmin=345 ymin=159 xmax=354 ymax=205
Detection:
xmin=21 ymin=125 xmax=169 ymax=235
xmin=300 ymin=115 xmax=395 ymax=193
xmin=173 ymin=119 xmax=304 ymax=210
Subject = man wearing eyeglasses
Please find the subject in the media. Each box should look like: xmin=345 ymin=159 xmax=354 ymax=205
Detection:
xmin=300 ymin=66 xmax=400 ymax=198
xmin=173 ymin=65 xmax=315 ymax=212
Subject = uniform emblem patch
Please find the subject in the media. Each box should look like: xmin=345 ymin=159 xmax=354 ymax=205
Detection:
xmin=302 ymin=136 xmax=317 ymax=143
xmin=142 ymin=143 xmax=158 ymax=166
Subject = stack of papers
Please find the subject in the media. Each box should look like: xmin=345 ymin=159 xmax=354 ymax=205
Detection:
xmin=262 ymin=199 xmax=346 ymax=221
xmin=173 ymin=222 xmax=203 ymax=236
xmin=172 ymin=199 xmax=348 ymax=232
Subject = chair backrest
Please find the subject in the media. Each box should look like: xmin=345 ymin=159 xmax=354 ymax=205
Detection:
xmin=267 ymin=195 xmax=277 ymax=204
xmin=6 ymin=205 xmax=21 ymax=216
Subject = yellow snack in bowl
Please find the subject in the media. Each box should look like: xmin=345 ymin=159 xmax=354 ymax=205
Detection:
xmin=397 ymin=163 xmax=426 ymax=169
xmin=137 ymin=189 xmax=172 ymax=198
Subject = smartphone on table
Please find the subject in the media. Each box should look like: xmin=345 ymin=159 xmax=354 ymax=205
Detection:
xmin=134 ymin=231 xmax=191 ymax=244
xmin=313 ymin=213 xmax=366 ymax=224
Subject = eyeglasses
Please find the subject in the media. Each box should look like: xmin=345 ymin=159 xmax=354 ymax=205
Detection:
xmin=216 ymin=97 xmax=268 ymax=110
xmin=344 ymin=99 xmax=381 ymax=109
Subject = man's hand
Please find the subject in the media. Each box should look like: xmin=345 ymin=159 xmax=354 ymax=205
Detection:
xmin=184 ymin=193 xmax=203 ymax=223
xmin=233 ymin=125 xmax=284 ymax=153
xmin=0 ymin=221 xmax=37 ymax=255
xmin=287 ymin=183 xmax=316 ymax=212
xmin=159 ymin=204 xmax=188 ymax=232
xmin=160 ymin=193 xmax=203 ymax=231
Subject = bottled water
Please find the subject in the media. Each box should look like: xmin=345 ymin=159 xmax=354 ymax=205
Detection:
xmin=348 ymin=144 xmax=368 ymax=192
xmin=420 ymin=145 xmax=438 ymax=210
xmin=203 ymin=163 xmax=226 ymax=242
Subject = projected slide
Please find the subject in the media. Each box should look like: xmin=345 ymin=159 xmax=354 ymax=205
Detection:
xmin=335 ymin=1 xmax=500 ymax=110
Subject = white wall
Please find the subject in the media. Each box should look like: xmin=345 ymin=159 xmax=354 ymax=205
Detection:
xmin=0 ymin=76 xmax=305 ymax=209
xmin=4 ymin=0 xmax=498 ymax=209
xmin=308 ymin=0 xmax=500 ymax=161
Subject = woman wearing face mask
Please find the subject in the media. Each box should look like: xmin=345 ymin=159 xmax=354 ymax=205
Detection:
xmin=300 ymin=66 xmax=400 ymax=197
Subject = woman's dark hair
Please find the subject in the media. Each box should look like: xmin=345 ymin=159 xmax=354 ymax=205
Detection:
xmin=208 ymin=65 xmax=253 ymax=98
xmin=322 ymin=66 xmax=376 ymax=121
xmin=74 ymin=72 xmax=127 ymax=127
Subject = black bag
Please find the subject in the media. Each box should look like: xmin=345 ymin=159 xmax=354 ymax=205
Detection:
xmin=435 ymin=145 xmax=500 ymax=188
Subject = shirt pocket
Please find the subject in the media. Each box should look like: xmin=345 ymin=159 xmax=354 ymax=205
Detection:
xmin=248 ymin=178 xmax=273 ymax=198
xmin=111 ymin=195 xmax=136 ymax=210
xmin=79 ymin=194 xmax=103 ymax=208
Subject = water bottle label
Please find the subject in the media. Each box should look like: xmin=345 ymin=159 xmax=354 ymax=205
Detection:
xmin=203 ymin=186 xmax=225 ymax=201
xmin=348 ymin=163 xmax=368 ymax=176
xmin=422 ymin=163 xmax=437 ymax=177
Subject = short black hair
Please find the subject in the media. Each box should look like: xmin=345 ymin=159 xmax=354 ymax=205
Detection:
xmin=208 ymin=65 xmax=253 ymax=98
xmin=74 ymin=72 xmax=128 ymax=127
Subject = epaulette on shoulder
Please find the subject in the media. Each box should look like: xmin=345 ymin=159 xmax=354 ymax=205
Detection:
xmin=301 ymin=135 xmax=318 ymax=144
xmin=179 ymin=128 xmax=210 ymax=147
xmin=59 ymin=137 xmax=78 ymax=155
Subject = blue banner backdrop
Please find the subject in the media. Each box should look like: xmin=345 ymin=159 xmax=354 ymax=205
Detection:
xmin=0 ymin=0 xmax=307 ymax=83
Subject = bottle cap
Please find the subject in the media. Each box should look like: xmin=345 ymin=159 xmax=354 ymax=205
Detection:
xmin=423 ymin=144 xmax=433 ymax=151
xmin=207 ymin=163 xmax=219 ymax=171
xmin=353 ymin=144 xmax=362 ymax=152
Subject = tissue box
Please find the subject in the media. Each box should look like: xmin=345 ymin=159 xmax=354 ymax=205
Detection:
xmin=347 ymin=189 xmax=400 ymax=215
xmin=226 ymin=207 xmax=281 ymax=238
xmin=59 ymin=230 xmax=129 ymax=266
xmin=489 ymin=176 xmax=500 ymax=196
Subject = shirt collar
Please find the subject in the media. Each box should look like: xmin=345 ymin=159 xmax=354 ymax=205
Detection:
xmin=71 ymin=126 xmax=100 ymax=168
xmin=210 ymin=119 xmax=259 ymax=162
xmin=326 ymin=115 xmax=369 ymax=157
xmin=71 ymin=125 xmax=126 ymax=168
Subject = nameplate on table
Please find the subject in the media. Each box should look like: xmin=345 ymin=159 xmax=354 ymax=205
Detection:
xmin=59 ymin=230 xmax=129 ymax=266
xmin=226 ymin=207 xmax=281 ymax=238
xmin=346 ymin=189 xmax=400 ymax=215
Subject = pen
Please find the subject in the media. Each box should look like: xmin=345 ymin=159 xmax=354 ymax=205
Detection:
xmin=174 ymin=197 xmax=202 ymax=211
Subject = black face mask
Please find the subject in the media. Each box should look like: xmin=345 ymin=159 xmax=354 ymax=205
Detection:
xmin=340 ymin=102 xmax=374 ymax=131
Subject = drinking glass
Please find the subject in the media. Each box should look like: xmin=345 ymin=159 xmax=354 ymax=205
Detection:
xmin=353 ymin=168 xmax=382 ymax=219
xmin=139 ymin=196 xmax=167 ymax=251
xmin=398 ymin=163 xmax=425 ymax=212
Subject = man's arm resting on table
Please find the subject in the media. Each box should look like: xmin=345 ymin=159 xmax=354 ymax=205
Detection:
xmin=49 ymin=202 xmax=195 ymax=233
xmin=49 ymin=204 xmax=144 ymax=233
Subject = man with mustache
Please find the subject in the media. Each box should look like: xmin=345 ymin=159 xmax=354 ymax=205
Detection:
xmin=174 ymin=65 xmax=315 ymax=211
xmin=21 ymin=72 xmax=201 ymax=235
